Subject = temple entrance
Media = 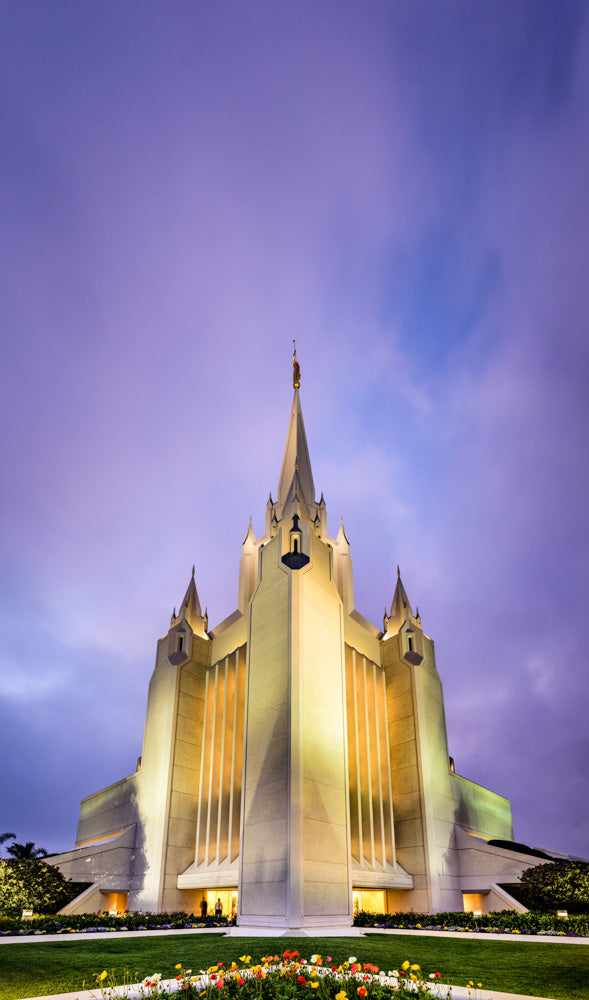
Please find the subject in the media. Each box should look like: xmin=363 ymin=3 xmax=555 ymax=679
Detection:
xmin=201 ymin=889 xmax=237 ymax=920
xmin=352 ymin=889 xmax=386 ymax=914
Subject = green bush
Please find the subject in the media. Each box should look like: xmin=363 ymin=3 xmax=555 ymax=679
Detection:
xmin=0 ymin=860 xmax=71 ymax=917
xmin=0 ymin=909 xmax=231 ymax=934
xmin=519 ymin=860 xmax=589 ymax=913
xmin=353 ymin=908 xmax=589 ymax=935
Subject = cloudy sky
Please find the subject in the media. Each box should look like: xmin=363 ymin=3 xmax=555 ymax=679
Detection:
xmin=1 ymin=1 xmax=588 ymax=864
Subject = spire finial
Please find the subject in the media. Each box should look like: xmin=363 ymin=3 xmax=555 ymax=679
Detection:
xmin=192 ymin=564 xmax=195 ymax=578
xmin=397 ymin=565 xmax=401 ymax=577
xmin=293 ymin=340 xmax=301 ymax=389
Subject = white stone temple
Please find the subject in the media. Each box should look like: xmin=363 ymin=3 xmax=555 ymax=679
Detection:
xmin=51 ymin=350 xmax=546 ymax=926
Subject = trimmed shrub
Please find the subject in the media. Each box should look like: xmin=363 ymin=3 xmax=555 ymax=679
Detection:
xmin=519 ymin=860 xmax=589 ymax=913
xmin=0 ymin=909 xmax=231 ymax=934
xmin=0 ymin=860 xmax=71 ymax=917
xmin=353 ymin=908 xmax=589 ymax=935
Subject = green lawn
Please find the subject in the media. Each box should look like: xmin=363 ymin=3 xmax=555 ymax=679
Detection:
xmin=0 ymin=933 xmax=587 ymax=1000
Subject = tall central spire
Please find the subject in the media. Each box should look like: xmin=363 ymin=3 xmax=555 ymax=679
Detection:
xmin=276 ymin=348 xmax=315 ymax=519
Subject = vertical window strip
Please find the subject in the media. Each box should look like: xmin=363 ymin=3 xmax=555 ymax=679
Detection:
xmin=204 ymin=666 xmax=220 ymax=865
xmin=345 ymin=645 xmax=359 ymax=864
xmin=352 ymin=647 xmax=364 ymax=865
xmin=219 ymin=655 xmax=236 ymax=863
xmin=215 ymin=657 xmax=229 ymax=864
xmin=231 ymin=647 xmax=246 ymax=861
xmin=362 ymin=656 xmax=375 ymax=866
xmin=371 ymin=659 xmax=386 ymax=867
xmin=196 ymin=669 xmax=212 ymax=865
xmin=381 ymin=668 xmax=396 ymax=865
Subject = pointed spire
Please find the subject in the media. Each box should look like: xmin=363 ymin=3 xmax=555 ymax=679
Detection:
xmin=277 ymin=387 xmax=315 ymax=517
xmin=180 ymin=568 xmax=203 ymax=631
xmin=333 ymin=514 xmax=353 ymax=611
xmin=242 ymin=516 xmax=256 ymax=546
xmin=265 ymin=493 xmax=275 ymax=536
xmin=239 ymin=518 xmax=259 ymax=611
xmin=387 ymin=567 xmax=413 ymax=631
xmin=336 ymin=516 xmax=350 ymax=547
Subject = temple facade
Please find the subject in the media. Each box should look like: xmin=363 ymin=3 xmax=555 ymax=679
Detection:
xmin=51 ymin=356 xmax=542 ymax=926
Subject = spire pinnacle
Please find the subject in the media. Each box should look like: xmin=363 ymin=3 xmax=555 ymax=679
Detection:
xmin=276 ymin=385 xmax=315 ymax=517
xmin=293 ymin=340 xmax=300 ymax=389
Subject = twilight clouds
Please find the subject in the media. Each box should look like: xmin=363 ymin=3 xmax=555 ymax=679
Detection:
xmin=0 ymin=2 xmax=588 ymax=861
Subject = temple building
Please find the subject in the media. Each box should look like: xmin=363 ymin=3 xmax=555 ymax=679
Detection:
xmin=51 ymin=351 xmax=546 ymax=927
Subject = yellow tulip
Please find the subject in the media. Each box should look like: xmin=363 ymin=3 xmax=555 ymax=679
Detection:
xmin=99 ymin=971 xmax=108 ymax=982
xmin=401 ymin=960 xmax=410 ymax=971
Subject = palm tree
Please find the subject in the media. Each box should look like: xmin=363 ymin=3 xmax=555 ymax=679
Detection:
xmin=0 ymin=832 xmax=15 ymax=856
xmin=6 ymin=841 xmax=48 ymax=860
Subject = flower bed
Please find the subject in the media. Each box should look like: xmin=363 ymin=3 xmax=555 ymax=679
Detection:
xmin=353 ymin=909 xmax=589 ymax=937
xmin=93 ymin=952 xmax=452 ymax=1000
xmin=0 ymin=911 xmax=230 ymax=936
xmin=1 ymin=907 xmax=587 ymax=937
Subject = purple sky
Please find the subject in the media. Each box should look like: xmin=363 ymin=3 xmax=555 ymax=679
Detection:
xmin=1 ymin=2 xmax=588 ymax=864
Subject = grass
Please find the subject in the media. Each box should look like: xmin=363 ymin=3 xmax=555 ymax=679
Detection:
xmin=0 ymin=932 xmax=587 ymax=1000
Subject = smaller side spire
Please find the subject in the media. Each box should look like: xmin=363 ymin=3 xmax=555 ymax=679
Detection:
xmin=336 ymin=516 xmax=350 ymax=546
xmin=242 ymin=516 xmax=256 ymax=546
xmin=386 ymin=567 xmax=413 ymax=632
xmin=179 ymin=567 xmax=207 ymax=636
xmin=265 ymin=493 xmax=275 ymax=536
xmin=383 ymin=570 xmax=424 ymax=661
xmin=333 ymin=516 xmax=354 ymax=612
xmin=238 ymin=519 xmax=259 ymax=612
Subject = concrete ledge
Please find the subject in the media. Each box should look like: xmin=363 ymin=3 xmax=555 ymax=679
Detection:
xmin=17 ymin=975 xmax=558 ymax=1000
